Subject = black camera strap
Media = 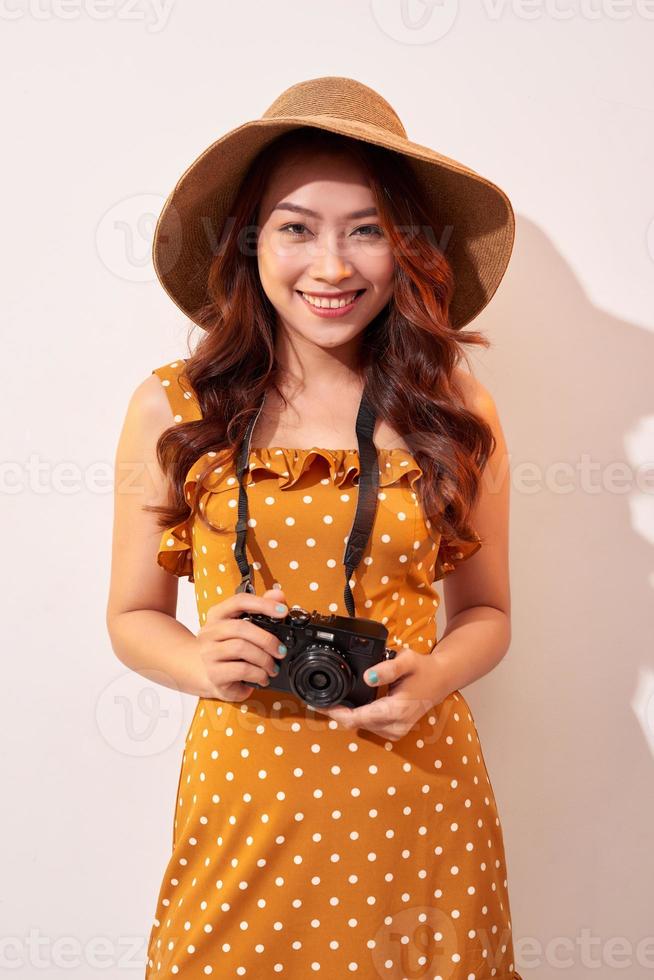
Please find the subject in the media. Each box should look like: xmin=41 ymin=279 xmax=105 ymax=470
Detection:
xmin=234 ymin=387 xmax=379 ymax=617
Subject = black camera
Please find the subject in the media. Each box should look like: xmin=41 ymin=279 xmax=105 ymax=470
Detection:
xmin=239 ymin=604 xmax=397 ymax=709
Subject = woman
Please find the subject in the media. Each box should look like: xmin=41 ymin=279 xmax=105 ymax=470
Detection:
xmin=107 ymin=77 xmax=522 ymax=979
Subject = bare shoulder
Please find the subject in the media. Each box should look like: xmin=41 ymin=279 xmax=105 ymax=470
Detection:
xmin=111 ymin=372 xmax=178 ymax=505
xmin=125 ymin=371 xmax=176 ymax=433
xmin=107 ymin=372 xmax=180 ymax=625
xmin=452 ymin=366 xmax=498 ymax=423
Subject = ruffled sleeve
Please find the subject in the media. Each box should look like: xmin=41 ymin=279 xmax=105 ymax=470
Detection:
xmin=154 ymin=448 xmax=233 ymax=583
xmin=151 ymin=359 xmax=205 ymax=582
xmin=155 ymin=473 xmax=196 ymax=582
xmin=151 ymin=358 xmax=202 ymax=423
xmin=433 ymin=528 xmax=482 ymax=581
xmin=156 ymin=517 xmax=194 ymax=581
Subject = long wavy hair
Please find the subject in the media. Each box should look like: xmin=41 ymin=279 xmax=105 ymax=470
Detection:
xmin=145 ymin=127 xmax=495 ymax=551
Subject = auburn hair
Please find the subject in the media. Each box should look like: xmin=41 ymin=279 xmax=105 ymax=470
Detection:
xmin=145 ymin=127 xmax=495 ymax=552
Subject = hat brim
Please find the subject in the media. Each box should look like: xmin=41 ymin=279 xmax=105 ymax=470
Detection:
xmin=152 ymin=116 xmax=515 ymax=330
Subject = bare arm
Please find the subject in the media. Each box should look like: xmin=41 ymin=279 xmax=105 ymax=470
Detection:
xmin=429 ymin=371 xmax=512 ymax=696
xmin=105 ymin=373 xmax=208 ymax=697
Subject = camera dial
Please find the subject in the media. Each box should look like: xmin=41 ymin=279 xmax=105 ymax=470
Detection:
xmin=287 ymin=605 xmax=311 ymax=626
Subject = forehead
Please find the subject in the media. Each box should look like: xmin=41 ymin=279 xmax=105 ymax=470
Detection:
xmin=258 ymin=150 xmax=375 ymax=221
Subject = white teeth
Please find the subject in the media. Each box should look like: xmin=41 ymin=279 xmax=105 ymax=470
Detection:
xmin=300 ymin=291 xmax=359 ymax=309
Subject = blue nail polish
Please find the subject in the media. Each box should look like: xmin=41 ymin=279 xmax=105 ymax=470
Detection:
xmin=278 ymin=643 xmax=288 ymax=656
xmin=272 ymin=663 xmax=280 ymax=675
xmin=368 ymin=670 xmax=378 ymax=685
xmin=276 ymin=603 xmax=287 ymax=614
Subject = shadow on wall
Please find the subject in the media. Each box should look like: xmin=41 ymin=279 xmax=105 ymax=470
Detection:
xmin=444 ymin=213 xmax=654 ymax=979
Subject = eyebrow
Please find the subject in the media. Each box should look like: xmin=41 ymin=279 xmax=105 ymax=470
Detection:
xmin=272 ymin=201 xmax=379 ymax=220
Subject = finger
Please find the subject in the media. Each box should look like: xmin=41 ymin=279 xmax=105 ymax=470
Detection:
xmin=206 ymin=590 xmax=289 ymax=624
xmin=215 ymin=617 xmax=288 ymax=663
xmin=320 ymin=700 xmax=381 ymax=729
xmin=363 ymin=649 xmax=413 ymax=688
xmin=262 ymin=587 xmax=287 ymax=601
xmin=215 ymin=633 xmax=282 ymax=679
xmin=214 ymin=658 xmax=272 ymax=689
xmin=327 ymin=692 xmax=402 ymax=726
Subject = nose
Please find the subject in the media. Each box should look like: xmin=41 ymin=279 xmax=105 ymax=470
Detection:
xmin=307 ymin=234 xmax=355 ymax=283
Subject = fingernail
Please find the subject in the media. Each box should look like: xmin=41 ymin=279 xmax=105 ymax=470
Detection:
xmin=278 ymin=643 xmax=288 ymax=656
xmin=367 ymin=670 xmax=378 ymax=685
xmin=272 ymin=663 xmax=280 ymax=675
xmin=275 ymin=603 xmax=288 ymax=614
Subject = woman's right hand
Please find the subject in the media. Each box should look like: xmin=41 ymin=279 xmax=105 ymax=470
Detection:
xmin=192 ymin=587 xmax=289 ymax=702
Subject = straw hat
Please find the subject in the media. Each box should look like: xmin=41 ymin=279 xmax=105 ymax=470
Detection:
xmin=152 ymin=76 xmax=515 ymax=330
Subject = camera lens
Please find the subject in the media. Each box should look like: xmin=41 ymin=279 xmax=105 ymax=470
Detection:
xmin=289 ymin=644 xmax=353 ymax=707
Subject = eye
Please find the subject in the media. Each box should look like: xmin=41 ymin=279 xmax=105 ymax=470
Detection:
xmin=280 ymin=223 xmax=309 ymax=236
xmin=353 ymin=224 xmax=384 ymax=238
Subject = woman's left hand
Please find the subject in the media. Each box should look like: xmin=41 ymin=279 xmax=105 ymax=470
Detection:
xmin=317 ymin=647 xmax=451 ymax=742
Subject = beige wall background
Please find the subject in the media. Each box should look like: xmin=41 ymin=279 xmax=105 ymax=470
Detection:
xmin=3 ymin=2 xmax=653 ymax=977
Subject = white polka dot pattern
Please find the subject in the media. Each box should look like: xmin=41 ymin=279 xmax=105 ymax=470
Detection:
xmin=145 ymin=359 xmax=522 ymax=980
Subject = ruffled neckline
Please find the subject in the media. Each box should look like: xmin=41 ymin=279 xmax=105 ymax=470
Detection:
xmin=185 ymin=445 xmax=424 ymax=494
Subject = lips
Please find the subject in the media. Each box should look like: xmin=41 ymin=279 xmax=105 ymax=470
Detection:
xmin=296 ymin=289 xmax=365 ymax=309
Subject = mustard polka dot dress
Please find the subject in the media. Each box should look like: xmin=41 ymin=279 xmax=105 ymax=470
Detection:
xmin=145 ymin=358 xmax=523 ymax=980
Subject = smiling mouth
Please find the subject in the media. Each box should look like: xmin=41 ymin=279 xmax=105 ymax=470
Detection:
xmin=296 ymin=289 xmax=366 ymax=310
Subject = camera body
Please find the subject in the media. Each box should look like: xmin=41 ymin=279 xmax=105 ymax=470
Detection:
xmin=239 ymin=604 xmax=397 ymax=709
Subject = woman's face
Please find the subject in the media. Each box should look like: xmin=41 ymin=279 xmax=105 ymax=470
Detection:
xmin=256 ymin=151 xmax=395 ymax=355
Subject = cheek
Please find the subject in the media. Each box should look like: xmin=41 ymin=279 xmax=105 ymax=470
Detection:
xmin=358 ymin=247 xmax=395 ymax=291
xmin=378 ymin=252 xmax=396 ymax=286
xmin=259 ymin=244 xmax=304 ymax=292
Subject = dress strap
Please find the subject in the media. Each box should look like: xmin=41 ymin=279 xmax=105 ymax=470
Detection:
xmin=152 ymin=358 xmax=202 ymax=423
